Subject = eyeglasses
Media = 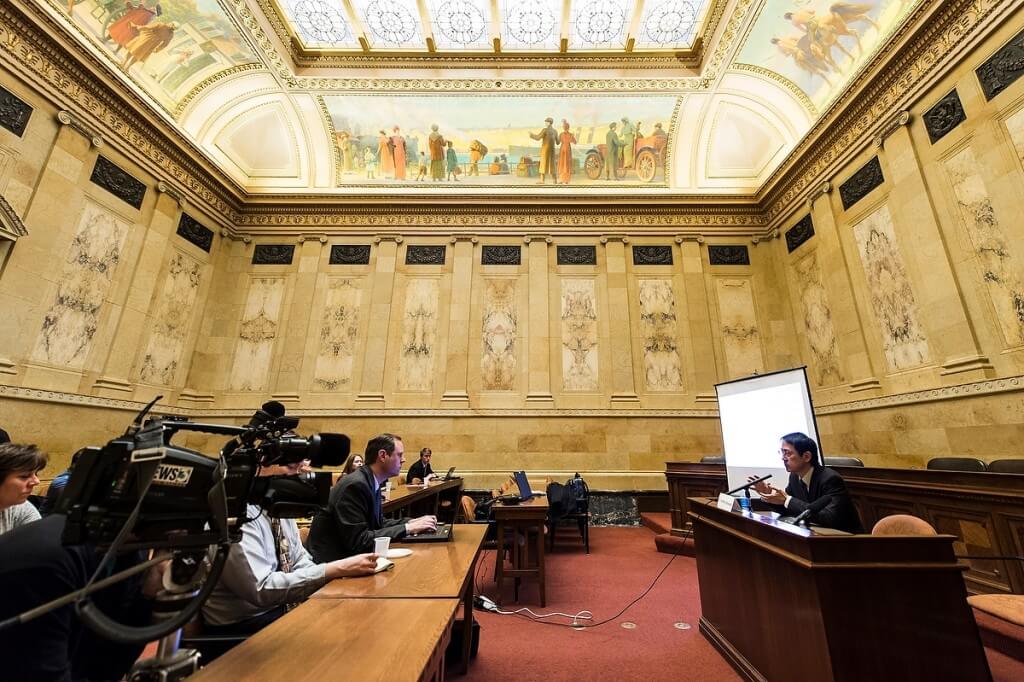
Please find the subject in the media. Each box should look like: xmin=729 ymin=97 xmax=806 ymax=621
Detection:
xmin=779 ymin=449 xmax=798 ymax=456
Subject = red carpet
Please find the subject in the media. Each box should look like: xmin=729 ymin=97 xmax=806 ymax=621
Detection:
xmin=465 ymin=526 xmax=1024 ymax=682
xmin=467 ymin=526 xmax=739 ymax=682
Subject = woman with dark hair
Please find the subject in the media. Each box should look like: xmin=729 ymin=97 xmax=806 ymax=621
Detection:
xmin=0 ymin=443 xmax=48 ymax=535
xmin=342 ymin=453 xmax=364 ymax=476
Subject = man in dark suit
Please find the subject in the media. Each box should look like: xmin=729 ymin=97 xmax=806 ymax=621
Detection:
xmin=308 ymin=433 xmax=437 ymax=561
xmin=751 ymin=432 xmax=863 ymax=533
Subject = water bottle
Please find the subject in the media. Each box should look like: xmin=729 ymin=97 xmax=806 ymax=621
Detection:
xmin=738 ymin=495 xmax=751 ymax=514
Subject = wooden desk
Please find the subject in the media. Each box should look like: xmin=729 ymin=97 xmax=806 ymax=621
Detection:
xmin=385 ymin=479 xmax=463 ymax=523
xmin=493 ymin=496 xmax=548 ymax=607
xmin=312 ymin=523 xmax=486 ymax=675
xmin=689 ymin=499 xmax=991 ymax=682
xmin=189 ymin=598 xmax=458 ymax=682
xmin=665 ymin=462 xmax=1024 ymax=595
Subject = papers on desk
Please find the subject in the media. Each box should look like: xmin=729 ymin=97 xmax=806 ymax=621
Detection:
xmin=374 ymin=557 xmax=395 ymax=574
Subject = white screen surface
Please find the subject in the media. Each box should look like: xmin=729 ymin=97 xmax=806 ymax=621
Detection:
xmin=715 ymin=368 xmax=819 ymax=495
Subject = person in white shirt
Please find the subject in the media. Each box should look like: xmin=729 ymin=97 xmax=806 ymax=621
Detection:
xmin=0 ymin=443 xmax=47 ymax=536
xmin=202 ymin=460 xmax=379 ymax=635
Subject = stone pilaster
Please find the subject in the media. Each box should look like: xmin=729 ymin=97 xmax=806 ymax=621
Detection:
xmin=441 ymin=236 xmax=476 ymax=406
xmin=601 ymin=236 xmax=640 ymax=405
xmin=355 ymin=235 xmax=401 ymax=404
xmin=525 ymin=235 xmax=554 ymax=405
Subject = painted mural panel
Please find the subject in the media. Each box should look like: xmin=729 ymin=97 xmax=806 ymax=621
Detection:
xmin=59 ymin=0 xmax=259 ymax=112
xmin=637 ymin=279 xmax=683 ymax=391
xmin=560 ymin=278 xmax=599 ymax=391
xmin=312 ymin=278 xmax=363 ymax=390
xmin=736 ymin=0 xmax=920 ymax=109
xmin=793 ymin=253 xmax=845 ymax=385
xmin=138 ymin=251 xmax=202 ymax=384
xmin=481 ymin=279 xmax=517 ymax=391
xmin=32 ymin=201 xmax=129 ymax=369
xmin=228 ymin=277 xmax=285 ymax=391
xmin=853 ymin=205 xmax=931 ymax=370
xmin=322 ymin=95 xmax=679 ymax=187
xmin=714 ymin=278 xmax=763 ymax=379
xmin=946 ymin=146 xmax=1024 ymax=347
xmin=398 ymin=278 xmax=439 ymax=391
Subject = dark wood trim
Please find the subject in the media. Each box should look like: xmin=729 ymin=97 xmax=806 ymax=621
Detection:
xmin=666 ymin=462 xmax=1024 ymax=595
xmin=699 ymin=616 xmax=766 ymax=682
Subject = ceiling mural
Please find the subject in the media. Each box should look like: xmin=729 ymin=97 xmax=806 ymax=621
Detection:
xmin=22 ymin=0 xmax=932 ymax=196
xmin=322 ymin=95 xmax=679 ymax=187
xmin=735 ymin=0 xmax=920 ymax=109
xmin=60 ymin=0 xmax=259 ymax=111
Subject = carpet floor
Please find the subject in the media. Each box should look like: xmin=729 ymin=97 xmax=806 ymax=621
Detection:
xmin=464 ymin=525 xmax=1024 ymax=682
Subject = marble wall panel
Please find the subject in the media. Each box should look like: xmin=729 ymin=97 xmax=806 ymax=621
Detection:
xmin=312 ymin=278 xmax=363 ymax=391
xmin=1006 ymin=106 xmax=1024 ymax=164
xmin=946 ymin=146 xmax=1024 ymax=347
xmin=138 ymin=252 xmax=202 ymax=385
xmin=481 ymin=279 xmax=517 ymax=391
xmin=637 ymin=279 xmax=683 ymax=391
xmin=31 ymin=201 xmax=129 ymax=369
xmin=228 ymin=277 xmax=285 ymax=391
xmin=560 ymin=278 xmax=599 ymax=391
xmin=853 ymin=205 xmax=931 ymax=370
xmin=793 ymin=253 xmax=845 ymax=385
xmin=714 ymin=278 xmax=763 ymax=379
xmin=398 ymin=278 xmax=439 ymax=391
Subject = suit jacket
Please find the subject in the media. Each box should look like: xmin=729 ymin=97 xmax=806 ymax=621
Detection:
xmin=307 ymin=465 xmax=407 ymax=562
xmin=406 ymin=460 xmax=433 ymax=484
xmin=774 ymin=466 xmax=863 ymax=534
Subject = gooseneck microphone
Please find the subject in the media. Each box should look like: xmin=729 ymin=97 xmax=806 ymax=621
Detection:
xmin=792 ymin=495 xmax=831 ymax=525
xmin=726 ymin=474 xmax=772 ymax=496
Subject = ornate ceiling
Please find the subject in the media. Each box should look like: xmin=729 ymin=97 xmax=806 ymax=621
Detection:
xmin=37 ymin=0 xmax=922 ymax=198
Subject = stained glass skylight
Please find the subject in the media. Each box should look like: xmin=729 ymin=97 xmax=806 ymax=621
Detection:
xmin=426 ymin=0 xmax=492 ymax=51
xmin=635 ymin=0 xmax=705 ymax=50
xmin=280 ymin=0 xmax=361 ymax=48
xmin=569 ymin=0 xmax=634 ymax=50
xmin=352 ymin=0 xmax=425 ymax=49
xmin=499 ymin=0 xmax=562 ymax=51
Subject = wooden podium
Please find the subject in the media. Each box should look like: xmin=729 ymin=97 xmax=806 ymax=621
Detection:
xmin=688 ymin=499 xmax=991 ymax=682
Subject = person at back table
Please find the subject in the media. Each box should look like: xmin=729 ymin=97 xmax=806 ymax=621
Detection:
xmin=406 ymin=447 xmax=434 ymax=484
xmin=750 ymin=432 xmax=863 ymax=534
xmin=308 ymin=434 xmax=437 ymax=561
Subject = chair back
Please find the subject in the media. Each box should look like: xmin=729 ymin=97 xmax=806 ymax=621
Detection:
xmin=298 ymin=525 xmax=310 ymax=547
xmin=987 ymin=459 xmax=1024 ymax=475
xmin=926 ymin=457 xmax=987 ymax=472
xmin=824 ymin=456 xmax=864 ymax=467
xmin=871 ymin=514 xmax=937 ymax=536
xmin=700 ymin=456 xmax=725 ymax=464
xmin=460 ymin=495 xmax=477 ymax=522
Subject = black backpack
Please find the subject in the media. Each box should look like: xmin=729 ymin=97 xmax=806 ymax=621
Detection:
xmin=567 ymin=473 xmax=589 ymax=513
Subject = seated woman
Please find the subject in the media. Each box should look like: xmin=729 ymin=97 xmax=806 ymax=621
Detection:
xmin=0 ymin=443 xmax=47 ymax=535
xmin=332 ymin=453 xmax=364 ymax=486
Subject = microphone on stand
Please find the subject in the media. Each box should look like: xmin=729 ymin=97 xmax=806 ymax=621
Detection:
xmin=792 ymin=496 xmax=831 ymax=526
xmin=727 ymin=474 xmax=772 ymax=497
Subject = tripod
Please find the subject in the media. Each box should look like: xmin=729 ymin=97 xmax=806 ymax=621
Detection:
xmin=128 ymin=587 xmax=202 ymax=681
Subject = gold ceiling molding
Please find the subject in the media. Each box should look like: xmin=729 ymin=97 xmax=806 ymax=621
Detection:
xmin=229 ymin=0 xmax=293 ymax=80
xmin=702 ymin=0 xmax=755 ymax=83
xmin=0 ymin=2 xmax=244 ymax=222
xmin=232 ymin=209 xmax=767 ymax=230
xmin=762 ymin=0 xmax=1004 ymax=224
xmin=174 ymin=63 xmax=267 ymax=119
xmin=293 ymin=76 xmax=708 ymax=93
xmin=730 ymin=64 xmax=819 ymax=118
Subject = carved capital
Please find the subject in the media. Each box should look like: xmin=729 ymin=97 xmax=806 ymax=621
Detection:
xmin=56 ymin=110 xmax=104 ymax=148
xmin=297 ymin=233 xmax=328 ymax=244
xmin=0 ymin=193 xmax=28 ymax=241
xmin=751 ymin=228 xmax=779 ymax=245
xmin=599 ymin=234 xmax=629 ymax=245
xmin=523 ymin=235 xmax=553 ymax=244
xmin=806 ymin=181 xmax=831 ymax=207
xmin=156 ymin=181 xmax=185 ymax=207
xmin=374 ymin=234 xmax=404 ymax=244
xmin=449 ymin=234 xmax=479 ymax=244
xmin=873 ymin=110 xmax=911 ymax=148
xmin=221 ymin=228 xmax=252 ymax=244
xmin=674 ymin=234 xmax=705 ymax=244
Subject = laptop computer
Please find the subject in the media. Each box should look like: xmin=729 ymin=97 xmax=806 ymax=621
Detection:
xmin=442 ymin=466 xmax=458 ymax=481
xmin=395 ymin=523 xmax=454 ymax=543
xmin=512 ymin=470 xmax=543 ymax=501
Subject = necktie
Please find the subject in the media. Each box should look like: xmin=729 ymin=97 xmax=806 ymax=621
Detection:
xmin=270 ymin=517 xmax=298 ymax=611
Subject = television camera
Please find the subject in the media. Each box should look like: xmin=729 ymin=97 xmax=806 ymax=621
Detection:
xmin=7 ymin=397 xmax=349 ymax=680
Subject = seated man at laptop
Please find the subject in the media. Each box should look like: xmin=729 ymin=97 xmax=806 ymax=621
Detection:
xmin=406 ymin=447 xmax=434 ymax=484
xmin=750 ymin=432 xmax=863 ymax=534
xmin=308 ymin=434 xmax=437 ymax=561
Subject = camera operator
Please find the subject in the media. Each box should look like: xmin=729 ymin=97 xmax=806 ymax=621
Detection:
xmin=201 ymin=460 xmax=379 ymax=636
xmin=0 ymin=514 xmax=167 ymax=681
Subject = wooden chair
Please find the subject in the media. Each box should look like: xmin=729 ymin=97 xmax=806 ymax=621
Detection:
xmin=871 ymin=514 xmax=937 ymax=536
xmin=547 ymin=478 xmax=590 ymax=554
xmin=824 ymin=456 xmax=865 ymax=467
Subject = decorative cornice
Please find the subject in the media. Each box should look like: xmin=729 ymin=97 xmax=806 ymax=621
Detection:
xmin=173 ymin=63 xmax=266 ymax=119
xmin=731 ymin=63 xmax=818 ymax=117
xmin=56 ymin=109 xmax=103 ymax=148
xmin=763 ymin=0 xmax=1005 ymax=225
xmin=0 ymin=1 xmax=242 ymax=222
xmin=873 ymin=110 xmax=912 ymax=148
xmin=0 ymin=192 xmax=28 ymax=240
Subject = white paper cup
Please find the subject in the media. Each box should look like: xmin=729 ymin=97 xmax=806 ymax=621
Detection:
xmin=374 ymin=536 xmax=390 ymax=558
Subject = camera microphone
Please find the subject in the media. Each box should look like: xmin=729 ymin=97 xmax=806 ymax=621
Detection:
xmin=246 ymin=400 xmax=286 ymax=428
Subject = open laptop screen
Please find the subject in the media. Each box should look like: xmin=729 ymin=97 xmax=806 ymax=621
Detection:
xmin=513 ymin=471 xmax=533 ymax=499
